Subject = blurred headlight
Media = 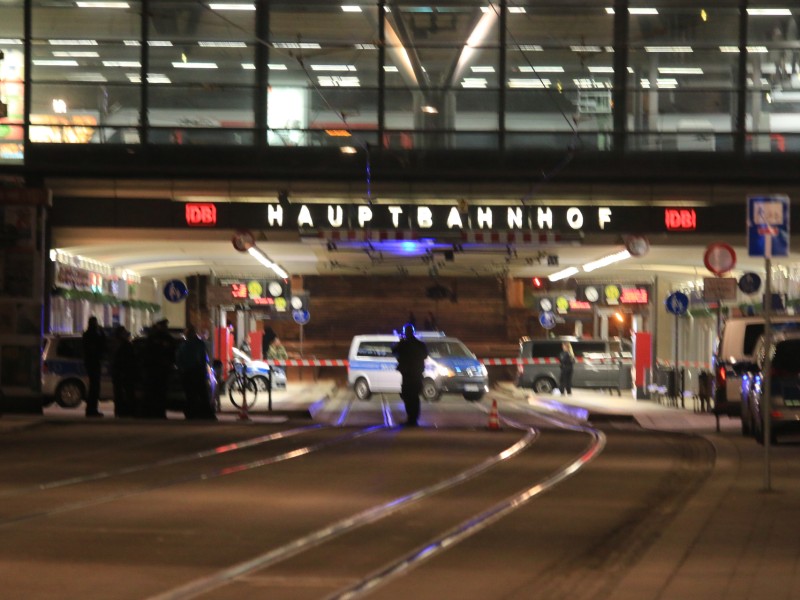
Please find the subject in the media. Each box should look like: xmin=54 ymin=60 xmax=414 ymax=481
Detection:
xmin=435 ymin=363 xmax=455 ymax=377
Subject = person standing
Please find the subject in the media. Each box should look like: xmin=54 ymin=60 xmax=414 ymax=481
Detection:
xmin=266 ymin=336 xmax=289 ymax=360
xmin=142 ymin=319 xmax=175 ymax=418
xmin=82 ymin=316 xmax=106 ymax=417
xmin=558 ymin=341 xmax=574 ymax=396
xmin=111 ymin=326 xmax=136 ymax=417
xmin=177 ymin=325 xmax=216 ymax=420
xmin=392 ymin=323 xmax=428 ymax=427
xmin=261 ymin=326 xmax=277 ymax=360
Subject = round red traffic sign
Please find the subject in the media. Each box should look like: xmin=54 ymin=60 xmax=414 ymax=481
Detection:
xmin=232 ymin=229 xmax=255 ymax=252
xmin=704 ymin=242 xmax=736 ymax=275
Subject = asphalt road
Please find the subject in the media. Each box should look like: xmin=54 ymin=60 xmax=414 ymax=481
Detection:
xmin=0 ymin=394 xmax=715 ymax=599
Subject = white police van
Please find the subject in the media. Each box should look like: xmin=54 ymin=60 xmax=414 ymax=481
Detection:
xmin=347 ymin=331 xmax=488 ymax=401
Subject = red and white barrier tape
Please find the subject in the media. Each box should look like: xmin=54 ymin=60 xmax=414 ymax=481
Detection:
xmin=265 ymin=357 xmax=633 ymax=367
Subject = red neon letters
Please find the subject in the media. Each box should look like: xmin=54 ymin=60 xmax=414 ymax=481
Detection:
xmin=186 ymin=203 xmax=217 ymax=226
xmin=664 ymin=208 xmax=696 ymax=231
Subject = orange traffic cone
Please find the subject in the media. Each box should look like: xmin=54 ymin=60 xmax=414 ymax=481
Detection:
xmin=487 ymin=399 xmax=500 ymax=430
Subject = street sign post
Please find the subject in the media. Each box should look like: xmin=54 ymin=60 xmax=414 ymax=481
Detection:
xmin=747 ymin=194 xmax=790 ymax=492
xmin=665 ymin=292 xmax=689 ymax=407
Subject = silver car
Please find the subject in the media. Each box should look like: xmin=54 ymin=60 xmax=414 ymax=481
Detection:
xmin=42 ymin=334 xmax=113 ymax=407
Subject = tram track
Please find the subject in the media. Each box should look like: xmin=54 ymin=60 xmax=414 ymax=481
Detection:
xmin=147 ymin=397 xmax=606 ymax=600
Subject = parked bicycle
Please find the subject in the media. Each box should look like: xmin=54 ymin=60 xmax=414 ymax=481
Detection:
xmin=227 ymin=359 xmax=258 ymax=409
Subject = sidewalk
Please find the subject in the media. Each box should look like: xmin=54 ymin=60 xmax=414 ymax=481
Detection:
xmin=516 ymin=386 xmax=800 ymax=600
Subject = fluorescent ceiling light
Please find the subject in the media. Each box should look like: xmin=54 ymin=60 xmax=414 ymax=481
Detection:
xmin=582 ymin=250 xmax=631 ymax=272
xmin=241 ymin=63 xmax=255 ymax=70
xmin=48 ymin=39 xmax=98 ymax=45
xmin=570 ymin=45 xmax=603 ymax=52
xmin=548 ymin=267 xmax=579 ymax=282
xmin=508 ymin=78 xmax=551 ymax=89
xmin=310 ymin=64 xmax=357 ymax=71
xmin=208 ymin=3 xmax=255 ymax=10
xmin=340 ymin=146 xmax=358 ymax=154
xmin=421 ymin=105 xmax=438 ymax=114
xmin=658 ymin=67 xmax=703 ymax=75
xmin=53 ymin=51 xmax=99 ymax=57
xmin=588 ymin=66 xmax=614 ymax=73
xmin=0 ymin=39 xmax=23 ymax=45
xmin=76 ymin=1 xmax=130 ymax=7
xmin=317 ymin=76 xmax=360 ymax=87
xmin=67 ymin=73 xmax=107 ymax=82
xmin=508 ymin=7 xmax=526 ymax=13
xmin=123 ymin=39 xmax=173 ymax=47
xmin=517 ymin=45 xmax=543 ymax=52
xmin=273 ymin=42 xmax=321 ymax=49
xmin=248 ymin=247 xmax=288 ymax=279
xmin=103 ymin=60 xmax=141 ymax=67
xmin=384 ymin=65 xmax=399 ymax=72
xmin=719 ymin=46 xmax=768 ymax=53
xmin=127 ymin=73 xmax=171 ymax=84
xmin=341 ymin=5 xmax=362 ymax=12
xmin=268 ymin=63 xmax=287 ymax=70
xmin=471 ymin=66 xmax=495 ymax=73
xmin=606 ymin=7 xmax=659 ymax=14
xmin=172 ymin=62 xmax=218 ymax=69
xmin=747 ymin=8 xmax=792 ymax=16
xmin=355 ymin=43 xmax=378 ymax=50
xmin=645 ymin=46 xmax=693 ymax=53
xmin=519 ymin=65 xmax=564 ymax=73
xmin=198 ymin=41 xmax=247 ymax=47
xmin=574 ymin=78 xmax=612 ymax=89
xmin=461 ymin=78 xmax=487 ymax=88
xmin=33 ymin=59 xmax=79 ymax=66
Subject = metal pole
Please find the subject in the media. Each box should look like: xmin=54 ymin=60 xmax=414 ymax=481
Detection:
xmin=674 ymin=312 xmax=679 ymax=407
xmin=763 ymin=256 xmax=772 ymax=491
xmin=268 ymin=368 xmax=272 ymax=412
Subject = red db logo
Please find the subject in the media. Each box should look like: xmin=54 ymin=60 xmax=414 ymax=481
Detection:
xmin=664 ymin=208 xmax=696 ymax=231
xmin=185 ymin=203 xmax=217 ymax=226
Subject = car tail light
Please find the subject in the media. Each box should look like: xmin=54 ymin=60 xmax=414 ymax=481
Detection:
xmin=715 ymin=365 xmax=726 ymax=388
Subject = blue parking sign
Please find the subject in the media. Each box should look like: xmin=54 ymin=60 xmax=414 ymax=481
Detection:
xmin=748 ymin=195 xmax=790 ymax=257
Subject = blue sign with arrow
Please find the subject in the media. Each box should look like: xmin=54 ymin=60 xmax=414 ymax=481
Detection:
xmin=163 ymin=279 xmax=188 ymax=303
xmin=665 ymin=291 xmax=689 ymax=316
xmin=539 ymin=311 xmax=557 ymax=329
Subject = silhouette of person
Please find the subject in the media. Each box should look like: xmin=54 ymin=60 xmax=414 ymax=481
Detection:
xmin=558 ymin=341 xmax=574 ymax=396
xmin=177 ymin=324 xmax=216 ymax=420
xmin=261 ymin=326 xmax=277 ymax=360
xmin=82 ymin=316 xmax=106 ymax=417
xmin=111 ymin=326 xmax=136 ymax=417
xmin=142 ymin=319 xmax=175 ymax=418
xmin=392 ymin=323 xmax=428 ymax=427
xmin=423 ymin=311 xmax=437 ymax=330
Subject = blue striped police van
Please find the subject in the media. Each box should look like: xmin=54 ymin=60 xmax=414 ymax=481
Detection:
xmin=347 ymin=331 xmax=488 ymax=402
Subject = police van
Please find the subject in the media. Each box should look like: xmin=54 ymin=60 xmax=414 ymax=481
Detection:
xmin=347 ymin=331 xmax=488 ymax=401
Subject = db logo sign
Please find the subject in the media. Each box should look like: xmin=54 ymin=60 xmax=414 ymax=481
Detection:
xmin=185 ymin=203 xmax=217 ymax=226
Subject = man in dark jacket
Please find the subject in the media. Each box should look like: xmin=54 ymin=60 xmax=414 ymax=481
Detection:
xmin=177 ymin=325 xmax=215 ymax=420
xmin=392 ymin=324 xmax=428 ymax=427
xmin=111 ymin=326 xmax=136 ymax=417
xmin=82 ymin=316 xmax=106 ymax=417
xmin=142 ymin=319 xmax=176 ymax=418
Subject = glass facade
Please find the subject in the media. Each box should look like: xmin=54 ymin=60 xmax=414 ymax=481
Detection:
xmin=1 ymin=1 xmax=800 ymax=162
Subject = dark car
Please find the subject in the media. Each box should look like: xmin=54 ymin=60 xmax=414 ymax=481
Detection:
xmin=740 ymin=331 xmax=800 ymax=445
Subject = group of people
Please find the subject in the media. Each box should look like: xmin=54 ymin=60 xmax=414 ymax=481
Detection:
xmin=82 ymin=316 xmax=216 ymax=420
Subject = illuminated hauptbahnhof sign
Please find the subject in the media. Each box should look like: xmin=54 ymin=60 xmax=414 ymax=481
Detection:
xmin=52 ymin=198 xmax=757 ymax=235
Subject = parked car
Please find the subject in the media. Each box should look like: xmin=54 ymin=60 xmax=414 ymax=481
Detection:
xmin=42 ymin=334 xmax=112 ymax=407
xmin=739 ymin=331 xmax=800 ymax=445
xmin=515 ymin=336 xmax=632 ymax=394
xmin=231 ymin=347 xmax=287 ymax=391
xmin=347 ymin=331 xmax=488 ymax=401
xmin=712 ymin=315 xmax=800 ymax=417
xmin=42 ymin=333 xmax=216 ymax=412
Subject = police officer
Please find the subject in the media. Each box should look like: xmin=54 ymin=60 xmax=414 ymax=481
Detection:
xmin=82 ymin=316 xmax=106 ymax=418
xmin=392 ymin=323 xmax=428 ymax=427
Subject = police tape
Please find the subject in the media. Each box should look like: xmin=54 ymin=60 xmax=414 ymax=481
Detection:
xmin=264 ymin=357 xmax=629 ymax=367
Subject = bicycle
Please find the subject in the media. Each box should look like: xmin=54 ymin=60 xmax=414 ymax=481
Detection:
xmin=227 ymin=359 xmax=258 ymax=410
